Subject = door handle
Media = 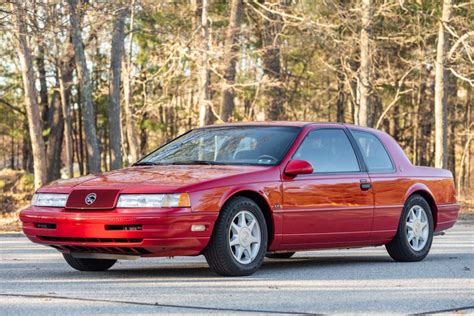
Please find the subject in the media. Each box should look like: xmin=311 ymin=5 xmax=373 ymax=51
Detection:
xmin=360 ymin=179 xmax=372 ymax=191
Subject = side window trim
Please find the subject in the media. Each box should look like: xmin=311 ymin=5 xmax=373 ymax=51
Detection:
xmin=348 ymin=128 xmax=396 ymax=174
xmin=343 ymin=128 xmax=368 ymax=173
xmin=291 ymin=127 xmax=367 ymax=175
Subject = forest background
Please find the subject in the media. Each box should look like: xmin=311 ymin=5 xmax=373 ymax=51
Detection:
xmin=0 ymin=0 xmax=472 ymax=230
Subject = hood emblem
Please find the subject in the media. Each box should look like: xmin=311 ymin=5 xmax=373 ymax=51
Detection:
xmin=85 ymin=193 xmax=97 ymax=205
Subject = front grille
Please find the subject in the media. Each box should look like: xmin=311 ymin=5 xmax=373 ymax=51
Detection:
xmin=38 ymin=236 xmax=143 ymax=243
xmin=49 ymin=244 xmax=151 ymax=255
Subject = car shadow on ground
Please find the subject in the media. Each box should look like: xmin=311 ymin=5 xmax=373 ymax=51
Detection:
xmin=31 ymin=253 xmax=465 ymax=282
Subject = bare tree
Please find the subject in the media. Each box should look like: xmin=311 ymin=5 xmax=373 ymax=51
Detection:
xmin=58 ymin=40 xmax=75 ymax=178
xmin=434 ymin=0 xmax=453 ymax=169
xmin=261 ymin=1 xmax=285 ymax=121
xmin=219 ymin=0 xmax=243 ymax=122
xmin=358 ymin=0 xmax=372 ymax=127
xmin=67 ymin=0 xmax=101 ymax=173
xmin=336 ymin=58 xmax=345 ymax=123
xmin=11 ymin=0 xmax=47 ymax=189
xmin=108 ymin=6 xmax=128 ymax=170
xmin=123 ymin=0 xmax=140 ymax=164
xmin=46 ymin=91 xmax=64 ymax=181
xmin=196 ymin=0 xmax=213 ymax=127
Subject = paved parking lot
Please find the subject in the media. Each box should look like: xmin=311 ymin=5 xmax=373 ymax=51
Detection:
xmin=0 ymin=221 xmax=473 ymax=315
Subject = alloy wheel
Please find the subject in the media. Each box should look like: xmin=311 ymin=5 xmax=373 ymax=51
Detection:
xmin=406 ymin=205 xmax=429 ymax=251
xmin=228 ymin=210 xmax=261 ymax=264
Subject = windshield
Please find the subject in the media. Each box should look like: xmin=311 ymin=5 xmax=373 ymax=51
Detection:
xmin=137 ymin=126 xmax=301 ymax=166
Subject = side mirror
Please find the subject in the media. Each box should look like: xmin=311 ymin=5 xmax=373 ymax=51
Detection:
xmin=284 ymin=160 xmax=313 ymax=176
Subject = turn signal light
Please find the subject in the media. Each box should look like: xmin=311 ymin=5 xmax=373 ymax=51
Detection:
xmin=177 ymin=193 xmax=191 ymax=208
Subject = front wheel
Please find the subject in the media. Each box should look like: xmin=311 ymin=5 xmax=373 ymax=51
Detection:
xmin=63 ymin=253 xmax=116 ymax=271
xmin=204 ymin=197 xmax=268 ymax=276
xmin=385 ymin=194 xmax=434 ymax=262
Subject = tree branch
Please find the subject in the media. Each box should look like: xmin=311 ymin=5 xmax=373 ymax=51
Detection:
xmin=0 ymin=98 xmax=26 ymax=115
xmin=375 ymin=64 xmax=418 ymax=128
xmin=449 ymin=68 xmax=474 ymax=86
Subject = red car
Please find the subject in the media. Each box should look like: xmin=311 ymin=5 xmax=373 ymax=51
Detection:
xmin=20 ymin=122 xmax=460 ymax=276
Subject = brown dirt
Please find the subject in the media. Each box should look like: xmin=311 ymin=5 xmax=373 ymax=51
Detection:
xmin=0 ymin=169 xmax=33 ymax=233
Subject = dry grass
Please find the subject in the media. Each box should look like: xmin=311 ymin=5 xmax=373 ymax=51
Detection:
xmin=0 ymin=169 xmax=34 ymax=232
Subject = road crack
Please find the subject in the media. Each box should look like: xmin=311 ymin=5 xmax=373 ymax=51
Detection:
xmin=0 ymin=293 xmax=317 ymax=315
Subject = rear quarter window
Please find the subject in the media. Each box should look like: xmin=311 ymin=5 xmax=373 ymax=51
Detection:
xmin=351 ymin=130 xmax=394 ymax=173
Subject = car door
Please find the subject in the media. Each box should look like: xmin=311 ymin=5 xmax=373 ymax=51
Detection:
xmin=349 ymin=128 xmax=402 ymax=243
xmin=281 ymin=128 xmax=374 ymax=247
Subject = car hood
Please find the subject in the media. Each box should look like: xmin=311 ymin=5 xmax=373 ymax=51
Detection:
xmin=39 ymin=165 xmax=271 ymax=193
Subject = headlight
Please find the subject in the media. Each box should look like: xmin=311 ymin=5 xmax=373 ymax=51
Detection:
xmin=116 ymin=193 xmax=191 ymax=208
xmin=32 ymin=193 xmax=68 ymax=207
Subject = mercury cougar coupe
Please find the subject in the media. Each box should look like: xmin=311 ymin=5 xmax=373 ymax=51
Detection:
xmin=20 ymin=122 xmax=460 ymax=276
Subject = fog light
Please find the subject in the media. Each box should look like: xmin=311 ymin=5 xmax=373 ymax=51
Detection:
xmin=191 ymin=224 xmax=206 ymax=232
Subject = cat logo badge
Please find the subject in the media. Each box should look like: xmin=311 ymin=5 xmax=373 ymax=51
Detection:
xmin=85 ymin=193 xmax=97 ymax=205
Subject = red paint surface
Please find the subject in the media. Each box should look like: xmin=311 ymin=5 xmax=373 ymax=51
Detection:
xmin=20 ymin=122 xmax=460 ymax=257
xmin=284 ymin=159 xmax=314 ymax=176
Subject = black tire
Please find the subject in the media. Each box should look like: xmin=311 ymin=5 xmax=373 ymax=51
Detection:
xmin=266 ymin=252 xmax=295 ymax=259
xmin=63 ymin=253 xmax=116 ymax=271
xmin=385 ymin=194 xmax=434 ymax=262
xmin=204 ymin=196 xmax=268 ymax=276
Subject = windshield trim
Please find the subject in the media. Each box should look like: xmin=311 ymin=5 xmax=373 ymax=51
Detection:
xmin=134 ymin=125 xmax=303 ymax=167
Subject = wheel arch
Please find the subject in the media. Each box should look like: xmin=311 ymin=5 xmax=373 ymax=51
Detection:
xmin=220 ymin=189 xmax=275 ymax=248
xmin=405 ymin=184 xmax=439 ymax=230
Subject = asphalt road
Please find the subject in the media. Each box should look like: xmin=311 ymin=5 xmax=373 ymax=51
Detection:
xmin=1 ymin=221 xmax=473 ymax=315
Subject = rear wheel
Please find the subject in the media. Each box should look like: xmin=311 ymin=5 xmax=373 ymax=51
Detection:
xmin=385 ymin=194 xmax=434 ymax=262
xmin=266 ymin=252 xmax=295 ymax=259
xmin=63 ymin=253 xmax=116 ymax=271
xmin=204 ymin=197 xmax=268 ymax=276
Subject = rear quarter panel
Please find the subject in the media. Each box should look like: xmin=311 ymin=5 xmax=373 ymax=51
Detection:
xmin=364 ymin=127 xmax=460 ymax=242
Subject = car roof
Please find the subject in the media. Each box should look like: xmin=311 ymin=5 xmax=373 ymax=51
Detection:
xmin=200 ymin=122 xmax=386 ymax=133
xmin=200 ymin=121 xmax=345 ymax=128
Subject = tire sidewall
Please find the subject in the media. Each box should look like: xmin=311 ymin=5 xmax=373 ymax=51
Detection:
xmin=399 ymin=195 xmax=434 ymax=259
xmin=220 ymin=198 xmax=268 ymax=273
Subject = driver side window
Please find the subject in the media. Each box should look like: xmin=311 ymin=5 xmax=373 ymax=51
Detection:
xmin=294 ymin=129 xmax=360 ymax=173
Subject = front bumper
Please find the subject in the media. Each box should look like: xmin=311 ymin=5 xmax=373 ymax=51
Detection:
xmin=20 ymin=206 xmax=218 ymax=257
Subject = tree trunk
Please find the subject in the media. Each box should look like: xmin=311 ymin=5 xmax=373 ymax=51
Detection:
xmin=336 ymin=59 xmax=345 ymax=123
xmin=10 ymin=135 xmax=15 ymax=169
xmin=123 ymin=0 xmax=140 ymax=164
xmin=11 ymin=1 xmax=47 ymax=189
xmin=22 ymin=129 xmax=33 ymax=173
xmin=58 ymin=40 xmax=75 ymax=178
xmin=46 ymin=91 xmax=64 ymax=182
xmin=261 ymin=1 xmax=285 ymax=121
xmin=108 ymin=7 xmax=128 ymax=170
xmin=37 ymin=44 xmax=50 ymax=131
xmin=196 ymin=0 xmax=213 ymax=127
xmin=219 ymin=0 xmax=243 ymax=122
xmin=67 ymin=0 xmax=101 ymax=173
xmin=434 ymin=0 xmax=452 ymax=169
xmin=358 ymin=0 xmax=372 ymax=127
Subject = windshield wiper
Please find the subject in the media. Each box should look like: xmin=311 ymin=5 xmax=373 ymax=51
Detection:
xmin=170 ymin=160 xmax=224 ymax=165
xmin=133 ymin=161 xmax=160 ymax=166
